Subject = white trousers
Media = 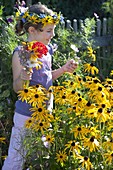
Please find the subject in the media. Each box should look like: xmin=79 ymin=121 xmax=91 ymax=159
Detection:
xmin=2 ymin=112 xmax=30 ymax=170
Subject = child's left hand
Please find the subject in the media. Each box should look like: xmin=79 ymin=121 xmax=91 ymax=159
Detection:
xmin=62 ymin=59 xmax=77 ymax=73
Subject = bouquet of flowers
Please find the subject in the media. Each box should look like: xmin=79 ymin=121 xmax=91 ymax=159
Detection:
xmin=18 ymin=41 xmax=48 ymax=73
xmin=18 ymin=41 xmax=48 ymax=87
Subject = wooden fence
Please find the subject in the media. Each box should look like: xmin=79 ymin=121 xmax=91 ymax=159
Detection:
xmin=65 ymin=18 xmax=113 ymax=78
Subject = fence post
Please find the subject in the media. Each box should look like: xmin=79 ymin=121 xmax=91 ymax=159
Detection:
xmin=66 ymin=20 xmax=72 ymax=29
xmin=73 ymin=19 xmax=77 ymax=32
xmin=102 ymin=18 xmax=107 ymax=36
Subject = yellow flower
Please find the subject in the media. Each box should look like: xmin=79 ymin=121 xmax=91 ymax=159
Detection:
xmin=71 ymin=125 xmax=88 ymax=139
xmin=45 ymin=134 xmax=54 ymax=144
xmin=87 ymin=46 xmax=96 ymax=61
xmin=0 ymin=137 xmax=6 ymax=144
xmin=30 ymin=106 xmax=54 ymax=122
xmin=96 ymin=107 xmax=110 ymax=123
xmin=103 ymin=133 xmax=113 ymax=150
xmin=83 ymin=136 xmax=100 ymax=152
xmin=56 ymin=150 xmax=67 ymax=165
xmin=28 ymin=15 xmax=39 ymax=24
xmin=28 ymin=90 xmax=47 ymax=107
xmin=25 ymin=118 xmax=33 ymax=128
xmin=110 ymin=70 xmax=113 ymax=76
xmin=65 ymin=140 xmax=82 ymax=155
xmin=55 ymin=91 xmax=69 ymax=105
xmin=32 ymin=120 xmax=50 ymax=134
xmin=17 ymin=86 xmax=32 ymax=102
xmin=77 ymin=155 xmax=93 ymax=170
xmin=84 ymin=63 xmax=99 ymax=75
xmin=104 ymin=151 xmax=113 ymax=164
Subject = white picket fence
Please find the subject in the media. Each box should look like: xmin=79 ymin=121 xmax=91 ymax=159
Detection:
xmin=65 ymin=18 xmax=113 ymax=78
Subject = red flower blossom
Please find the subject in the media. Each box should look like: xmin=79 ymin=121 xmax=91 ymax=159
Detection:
xmin=32 ymin=42 xmax=48 ymax=58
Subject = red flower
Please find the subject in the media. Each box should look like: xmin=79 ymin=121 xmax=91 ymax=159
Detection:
xmin=32 ymin=42 xmax=48 ymax=58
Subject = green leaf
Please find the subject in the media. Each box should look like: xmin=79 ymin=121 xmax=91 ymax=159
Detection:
xmin=1 ymin=89 xmax=10 ymax=98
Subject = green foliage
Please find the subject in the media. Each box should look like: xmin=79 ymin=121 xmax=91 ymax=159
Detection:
xmin=0 ymin=0 xmax=15 ymax=16
xmin=0 ymin=7 xmax=19 ymax=167
xmin=33 ymin=0 xmax=107 ymax=20
xmin=102 ymin=0 xmax=113 ymax=16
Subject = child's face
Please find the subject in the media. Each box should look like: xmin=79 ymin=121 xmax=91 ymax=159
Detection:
xmin=35 ymin=24 xmax=56 ymax=45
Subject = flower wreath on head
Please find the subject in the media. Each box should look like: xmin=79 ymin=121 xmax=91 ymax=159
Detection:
xmin=16 ymin=8 xmax=64 ymax=27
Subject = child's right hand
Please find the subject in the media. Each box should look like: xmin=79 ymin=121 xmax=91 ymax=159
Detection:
xmin=20 ymin=68 xmax=33 ymax=80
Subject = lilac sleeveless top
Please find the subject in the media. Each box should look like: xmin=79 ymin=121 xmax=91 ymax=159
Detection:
xmin=14 ymin=45 xmax=53 ymax=117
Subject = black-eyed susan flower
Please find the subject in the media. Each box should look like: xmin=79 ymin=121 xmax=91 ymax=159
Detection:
xmin=32 ymin=120 xmax=50 ymax=134
xmin=83 ymin=136 xmax=100 ymax=152
xmin=96 ymin=107 xmax=110 ymax=123
xmin=104 ymin=151 xmax=113 ymax=164
xmin=56 ymin=150 xmax=67 ymax=165
xmin=87 ymin=46 xmax=96 ymax=61
xmin=77 ymin=155 xmax=93 ymax=170
xmin=30 ymin=105 xmax=54 ymax=122
xmin=103 ymin=133 xmax=113 ymax=150
xmin=28 ymin=90 xmax=48 ymax=107
xmin=88 ymin=126 xmax=100 ymax=138
xmin=86 ymin=107 xmax=98 ymax=119
xmin=45 ymin=134 xmax=54 ymax=144
xmin=71 ymin=125 xmax=88 ymax=139
xmin=25 ymin=118 xmax=33 ymax=128
xmin=65 ymin=140 xmax=82 ymax=155
xmin=84 ymin=63 xmax=99 ymax=75
xmin=18 ymin=86 xmax=32 ymax=102
xmin=55 ymin=91 xmax=69 ymax=105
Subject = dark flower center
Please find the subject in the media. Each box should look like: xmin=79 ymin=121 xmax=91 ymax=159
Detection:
xmin=28 ymin=120 xmax=32 ymax=123
xmin=62 ymin=95 xmax=66 ymax=99
xmin=110 ymin=138 xmax=113 ymax=142
xmin=90 ymin=63 xmax=94 ymax=67
xmin=49 ymin=89 xmax=52 ymax=93
xmin=110 ymin=88 xmax=113 ymax=92
xmin=78 ymin=77 xmax=81 ymax=81
xmin=108 ymin=81 xmax=112 ymax=84
xmin=84 ymin=156 xmax=88 ymax=161
xmin=86 ymin=101 xmax=91 ymax=107
xmin=71 ymin=90 xmax=75 ymax=94
xmin=78 ymin=98 xmax=82 ymax=101
xmin=101 ymin=104 xmax=105 ymax=108
xmin=36 ymin=84 xmax=39 ymax=88
xmin=98 ymin=108 xmax=103 ymax=113
xmin=38 ymin=108 xmax=42 ymax=112
xmin=98 ymin=87 xmax=102 ymax=91
xmin=39 ymin=122 xmax=43 ymax=126
xmin=70 ymin=82 xmax=74 ymax=85
xmin=71 ymin=142 xmax=75 ymax=146
xmin=35 ymin=94 xmax=39 ymax=98
xmin=73 ymin=72 xmax=76 ymax=75
xmin=107 ymin=109 xmax=111 ymax=113
xmin=77 ymin=127 xmax=81 ymax=131
xmin=111 ymin=153 xmax=113 ymax=157
xmin=90 ymin=136 xmax=95 ymax=142
xmin=60 ymin=155 xmax=63 ymax=158
xmin=73 ymin=106 xmax=76 ymax=110
xmin=93 ymin=79 xmax=99 ymax=83
xmin=24 ymin=89 xmax=28 ymax=93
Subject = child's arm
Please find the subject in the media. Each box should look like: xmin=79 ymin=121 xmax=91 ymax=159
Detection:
xmin=12 ymin=51 xmax=32 ymax=93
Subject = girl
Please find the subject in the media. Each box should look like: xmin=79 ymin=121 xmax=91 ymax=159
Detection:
xmin=2 ymin=2 xmax=77 ymax=170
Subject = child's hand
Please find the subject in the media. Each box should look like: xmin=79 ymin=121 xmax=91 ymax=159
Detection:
xmin=62 ymin=59 xmax=77 ymax=73
xmin=20 ymin=68 xmax=33 ymax=80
